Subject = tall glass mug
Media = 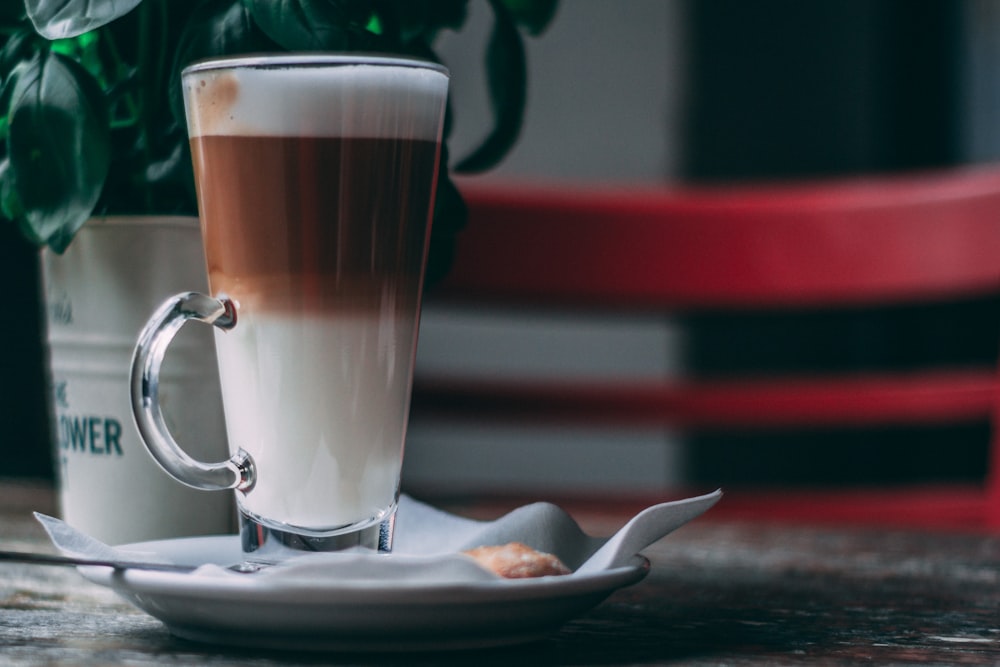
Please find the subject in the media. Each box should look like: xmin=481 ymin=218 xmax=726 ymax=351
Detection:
xmin=130 ymin=55 xmax=448 ymax=561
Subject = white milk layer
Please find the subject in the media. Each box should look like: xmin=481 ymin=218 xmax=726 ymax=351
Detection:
xmin=214 ymin=310 xmax=416 ymax=530
xmin=182 ymin=57 xmax=448 ymax=140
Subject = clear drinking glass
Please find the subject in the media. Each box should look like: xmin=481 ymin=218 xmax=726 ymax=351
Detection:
xmin=130 ymin=54 xmax=448 ymax=561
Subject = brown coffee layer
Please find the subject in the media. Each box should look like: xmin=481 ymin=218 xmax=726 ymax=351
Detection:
xmin=191 ymin=135 xmax=439 ymax=313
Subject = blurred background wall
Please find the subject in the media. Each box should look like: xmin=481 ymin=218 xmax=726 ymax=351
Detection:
xmin=442 ymin=0 xmax=996 ymax=183
xmin=406 ymin=0 xmax=1000 ymax=496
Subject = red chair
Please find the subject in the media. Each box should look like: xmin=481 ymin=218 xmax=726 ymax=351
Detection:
xmin=411 ymin=166 xmax=1000 ymax=530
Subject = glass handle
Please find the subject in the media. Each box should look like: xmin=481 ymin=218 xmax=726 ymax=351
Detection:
xmin=129 ymin=292 xmax=255 ymax=492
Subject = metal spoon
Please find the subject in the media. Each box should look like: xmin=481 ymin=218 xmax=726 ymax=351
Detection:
xmin=0 ymin=549 xmax=199 ymax=573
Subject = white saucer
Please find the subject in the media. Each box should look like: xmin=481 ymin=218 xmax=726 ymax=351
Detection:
xmin=81 ymin=535 xmax=649 ymax=651
xmin=50 ymin=492 xmax=721 ymax=650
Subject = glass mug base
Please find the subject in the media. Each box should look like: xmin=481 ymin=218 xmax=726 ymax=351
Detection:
xmin=239 ymin=506 xmax=396 ymax=564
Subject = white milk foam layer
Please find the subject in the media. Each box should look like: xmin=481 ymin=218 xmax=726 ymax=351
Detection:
xmin=183 ymin=59 xmax=448 ymax=140
xmin=215 ymin=311 xmax=416 ymax=530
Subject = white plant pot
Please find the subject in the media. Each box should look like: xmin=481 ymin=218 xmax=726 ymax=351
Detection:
xmin=41 ymin=216 xmax=234 ymax=544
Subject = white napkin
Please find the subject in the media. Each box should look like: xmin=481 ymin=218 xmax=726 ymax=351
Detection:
xmin=37 ymin=490 xmax=721 ymax=583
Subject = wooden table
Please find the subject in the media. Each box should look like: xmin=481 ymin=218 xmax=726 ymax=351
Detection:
xmin=1 ymin=480 xmax=998 ymax=665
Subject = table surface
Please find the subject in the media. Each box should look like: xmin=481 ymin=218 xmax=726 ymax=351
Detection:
xmin=1 ymin=480 xmax=998 ymax=666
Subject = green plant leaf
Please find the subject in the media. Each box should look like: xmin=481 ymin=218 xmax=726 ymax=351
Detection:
xmin=381 ymin=0 xmax=468 ymax=43
xmin=454 ymin=0 xmax=525 ymax=173
xmin=1 ymin=30 xmax=42 ymax=69
xmin=0 ymin=31 xmax=42 ymax=104
xmin=0 ymin=2 xmax=26 ymax=27
xmin=6 ymin=50 xmax=110 ymax=251
xmin=0 ymin=156 xmax=23 ymax=220
xmin=499 ymin=0 xmax=557 ymax=35
xmin=244 ymin=0 xmax=371 ymax=51
xmin=173 ymin=0 xmax=265 ymax=66
xmin=25 ymin=0 xmax=144 ymax=39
